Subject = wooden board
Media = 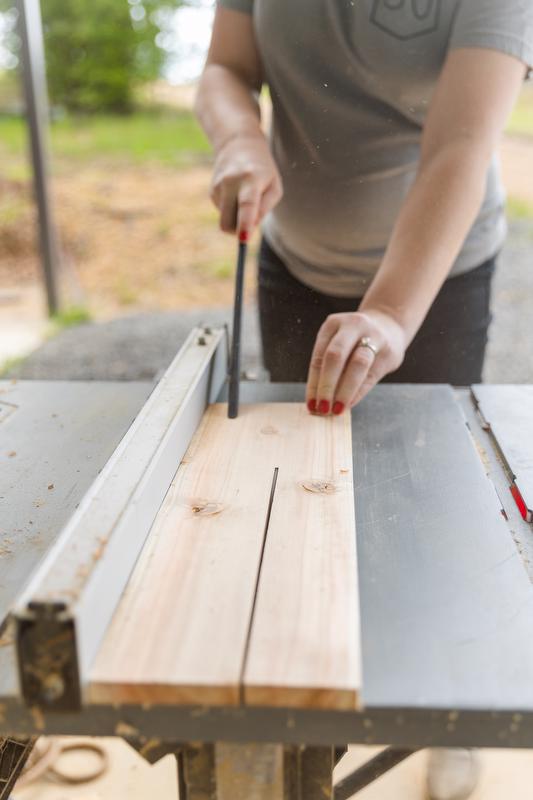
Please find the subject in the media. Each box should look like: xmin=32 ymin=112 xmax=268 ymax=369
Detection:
xmin=472 ymin=385 xmax=533 ymax=521
xmin=89 ymin=403 xmax=360 ymax=710
xmin=243 ymin=410 xmax=359 ymax=709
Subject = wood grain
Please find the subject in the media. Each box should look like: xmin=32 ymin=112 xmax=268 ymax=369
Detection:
xmin=89 ymin=403 xmax=360 ymax=709
xmin=243 ymin=408 xmax=360 ymax=710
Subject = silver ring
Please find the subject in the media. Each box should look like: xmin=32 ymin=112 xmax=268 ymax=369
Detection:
xmin=357 ymin=336 xmax=379 ymax=357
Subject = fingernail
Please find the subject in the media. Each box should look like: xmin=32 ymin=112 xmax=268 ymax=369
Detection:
xmin=333 ymin=401 xmax=345 ymax=415
xmin=307 ymin=399 xmax=317 ymax=413
xmin=318 ymin=399 xmax=330 ymax=415
xmin=239 ymin=229 xmax=249 ymax=243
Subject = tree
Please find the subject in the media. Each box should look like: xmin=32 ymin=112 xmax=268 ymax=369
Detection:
xmin=0 ymin=0 xmax=185 ymax=113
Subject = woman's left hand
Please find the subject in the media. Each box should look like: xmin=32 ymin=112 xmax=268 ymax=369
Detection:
xmin=306 ymin=309 xmax=408 ymax=414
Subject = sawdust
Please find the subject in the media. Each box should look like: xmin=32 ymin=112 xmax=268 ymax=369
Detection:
xmin=260 ymin=425 xmax=278 ymax=435
xmin=30 ymin=705 xmax=46 ymax=732
xmin=473 ymin=438 xmax=491 ymax=473
xmin=115 ymin=722 xmax=139 ymax=738
xmin=92 ymin=544 xmax=104 ymax=561
xmin=0 ymin=619 xmax=15 ymax=647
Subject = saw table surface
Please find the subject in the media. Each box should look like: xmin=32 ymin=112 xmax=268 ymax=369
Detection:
xmin=2 ymin=380 xmax=533 ymax=749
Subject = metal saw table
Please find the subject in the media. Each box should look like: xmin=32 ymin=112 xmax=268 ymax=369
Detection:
xmin=1 ymin=330 xmax=533 ymax=798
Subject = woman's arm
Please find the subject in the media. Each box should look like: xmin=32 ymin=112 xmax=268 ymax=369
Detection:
xmin=195 ymin=7 xmax=282 ymax=236
xmin=307 ymin=48 xmax=527 ymax=414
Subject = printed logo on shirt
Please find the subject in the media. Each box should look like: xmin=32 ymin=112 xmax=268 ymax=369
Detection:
xmin=370 ymin=0 xmax=442 ymax=40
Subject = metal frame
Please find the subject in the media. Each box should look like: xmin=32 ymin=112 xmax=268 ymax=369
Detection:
xmin=4 ymin=381 xmax=533 ymax=796
xmin=12 ymin=326 xmax=227 ymax=710
xmin=119 ymin=739 xmax=418 ymax=799
xmin=16 ymin=0 xmax=61 ymax=314
xmin=0 ymin=737 xmax=35 ymax=800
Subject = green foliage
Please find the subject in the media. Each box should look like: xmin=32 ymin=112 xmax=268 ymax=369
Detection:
xmin=0 ymin=354 xmax=25 ymax=377
xmin=507 ymin=85 xmax=533 ymax=138
xmin=49 ymin=306 xmax=92 ymax=331
xmin=507 ymin=196 xmax=533 ymax=221
xmin=0 ymin=108 xmax=210 ymax=165
xmin=0 ymin=0 xmax=185 ymax=113
xmin=41 ymin=0 xmax=184 ymax=112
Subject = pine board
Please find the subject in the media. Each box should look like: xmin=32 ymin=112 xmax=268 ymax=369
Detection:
xmin=89 ymin=403 xmax=360 ymax=709
xmin=243 ymin=409 xmax=359 ymax=709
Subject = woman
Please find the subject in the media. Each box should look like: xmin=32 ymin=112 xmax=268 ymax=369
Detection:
xmin=196 ymin=2 xmax=533 ymax=797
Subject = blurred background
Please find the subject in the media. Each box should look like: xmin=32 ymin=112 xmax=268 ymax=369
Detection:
xmin=0 ymin=0 xmax=259 ymax=378
xmin=0 ymin=0 xmax=532 ymax=381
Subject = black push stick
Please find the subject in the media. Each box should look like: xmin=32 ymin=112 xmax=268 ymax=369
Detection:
xmin=228 ymin=231 xmax=248 ymax=418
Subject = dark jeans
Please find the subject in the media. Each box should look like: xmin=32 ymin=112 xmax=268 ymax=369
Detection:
xmin=258 ymin=238 xmax=495 ymax=385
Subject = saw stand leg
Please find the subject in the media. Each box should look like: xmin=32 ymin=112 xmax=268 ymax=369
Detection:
xmin=127 ymin=738 xmax=420 ymax=799
xmin=180 ymin=743 xmax=217 ymax=800
xmin=177 ymin=742 xmax=333 ymax=800
xmin=334 ymin=746 xmax=422 ymax=799
xmin=0 ymin=736 xmax=36 ymax=800
xmin=283 ymin=745 xmax=335 ymax=799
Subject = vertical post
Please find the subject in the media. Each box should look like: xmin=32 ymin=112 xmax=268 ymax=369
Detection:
xmin=16 ymin=0 xmax=61 ymax=315
xmin=182 ymin=744 xmax=217 ymax=800
xmin=216 ymin=743 xmax=283 ymax=800
xmin=283 ymin=745 xmax=334 ymax=800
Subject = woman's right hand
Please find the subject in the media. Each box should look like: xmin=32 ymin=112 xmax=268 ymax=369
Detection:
xmin=210 ymin=132 xmax=283 ymax=237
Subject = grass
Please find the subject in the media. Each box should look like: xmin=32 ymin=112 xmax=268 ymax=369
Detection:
xmin=208 ymin=258 xmax=233 ymax=279
xmin=0 ymin=108 xmax=211 ymax=166
xmin=0 ymin=81 xmax=531 ymax=168
xmin=0 ymin=195 xmax=27 ymax=226
xmin=507 ymin=85 xmax=533 ymax=137
xmin=507 ymin=195 xmax=533 ymax=220
xmin=0 ymin=354 xmax=25 ymax=378
xmin=114 ymin=278 xmax=139 ymax=306
xmin=49 ymin=306 xmax=92 ymax=333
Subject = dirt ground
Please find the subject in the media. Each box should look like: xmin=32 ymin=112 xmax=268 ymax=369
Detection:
xmin=0 ymin=163 xmax=247 ymax=316
xmin=0 ymin=135 xmax=532 ymax=323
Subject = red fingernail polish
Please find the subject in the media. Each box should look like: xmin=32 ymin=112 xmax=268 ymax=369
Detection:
xmin=333 ymin=401 xmax=345 ymax=415
xmin=318 ymin=400 xmax=330 ymax=415
xmin=239 ymin=229 xmax=249 ymax=243
xmin=307 ymin=399 xmax=317 ymax=413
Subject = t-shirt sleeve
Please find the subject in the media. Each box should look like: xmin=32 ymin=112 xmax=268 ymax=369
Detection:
xmin=450 ymin=0 xmax=533 ymax=70
xmin=217 ymin=0 xmax=253 ymax=13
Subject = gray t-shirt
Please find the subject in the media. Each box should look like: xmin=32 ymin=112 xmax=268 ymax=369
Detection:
xmin=218 ymin=0 xmax=533 ymax=296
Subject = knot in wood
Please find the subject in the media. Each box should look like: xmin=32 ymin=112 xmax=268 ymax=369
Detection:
xmin=191 ymin=499 xmax=224 ymax=517
xmin=300 ymin=479 xmax=337 ymax=495
xmin=260 ymin=425 xmax=278 ymax=436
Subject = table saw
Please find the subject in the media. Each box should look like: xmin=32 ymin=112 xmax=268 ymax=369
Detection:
xmin=1 ymin=325 xmax=533 ymax=799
